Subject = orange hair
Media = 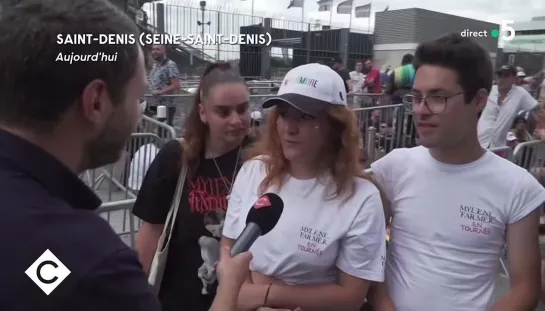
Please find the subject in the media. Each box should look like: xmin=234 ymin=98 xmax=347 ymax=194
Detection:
xmin=246 ymin=105 xmax=378 ymax=201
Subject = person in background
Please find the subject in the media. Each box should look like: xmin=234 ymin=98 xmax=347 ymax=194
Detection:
xmin=133 ymin=62 xmax=251 ymax=311
xmin=0 ymin=0 xmax=160 ymax=310
xmin=369 ymin=33 xmax=545 ymax=311
xmin=127 ymin=142 xmax=159 ymax=192
xmin=350 ymin=60 xmax=367 ymax=108
xmin=506 ymin=131 xmax=517 ymax=149
xmin=332 ymin=57 xmax=352 ymax=93
xmin=527 ymin=70 xmax=545 ymax=100
xmin=516 ymin=70 xmax=529 ymax=90
xmin=385 ymin=53 xmax=417 ymax=148
xmin=380 ymin=64 xmax=392 ymax=90
xmin=478 ymin=65 xmax=543 ymax=149
xmin=147 ymin=44 xmax=181 ymax=127
xmin=384 ymin=53 xmax=415 ymax=103
xmin=514 ymin=111 xmax=537 ymax=136
xmin=221 ymin=63 xmax=386 ymax=311
xmin=249 ymin=110 xmax=263 ymax=141
xmin=362 ymin=59 xmax=382 ymax=96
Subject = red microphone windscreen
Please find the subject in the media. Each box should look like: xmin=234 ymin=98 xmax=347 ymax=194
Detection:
xmin=245 ymin=193 xmax=284 ymax=235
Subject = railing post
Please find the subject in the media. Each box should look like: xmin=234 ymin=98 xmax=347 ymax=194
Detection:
xmin=365 ymin=126 xmax=376 ymax=163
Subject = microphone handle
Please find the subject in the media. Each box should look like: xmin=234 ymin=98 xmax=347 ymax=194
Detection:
xmin=230 ymin=222 xmax=262 ymax=257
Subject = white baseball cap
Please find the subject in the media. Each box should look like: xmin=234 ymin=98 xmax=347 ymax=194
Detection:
xmin=506 ymin=131 xmax=516 ymax=142
xmin=517 ymin=71 xmax=526 ymax=77
xmin=262 ymin=63 xmax=347 ymax=116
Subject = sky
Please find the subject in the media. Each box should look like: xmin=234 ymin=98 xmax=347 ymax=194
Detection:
xmin=156 ymin=0 xmax=545 ymax=31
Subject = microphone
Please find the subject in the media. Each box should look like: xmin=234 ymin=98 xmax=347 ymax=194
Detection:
xmin=230 ymin=193 xmax=284 ymax=257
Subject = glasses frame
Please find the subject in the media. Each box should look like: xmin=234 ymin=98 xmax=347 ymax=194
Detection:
xmin=402 ymin=92 xmax=464 ymax=114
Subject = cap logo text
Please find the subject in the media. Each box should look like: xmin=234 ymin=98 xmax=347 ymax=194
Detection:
xmin=296 ymin=76 xmax=318 ymax=88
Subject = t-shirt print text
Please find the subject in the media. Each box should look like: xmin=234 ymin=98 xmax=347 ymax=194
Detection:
xmin=298 ymin=226 xmax=329 ymax=255
xmin=459 ymin=205 xmax=496 ymax=235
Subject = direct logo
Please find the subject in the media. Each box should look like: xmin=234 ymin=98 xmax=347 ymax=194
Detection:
xmin=25 ymin=249 xmax=71 ymax=295
xmin=253 ymin=195 xmax=271 ymax=209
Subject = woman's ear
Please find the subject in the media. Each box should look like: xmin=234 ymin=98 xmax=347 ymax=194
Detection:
xmin=199 ymin=104 xmax=207 ymax=124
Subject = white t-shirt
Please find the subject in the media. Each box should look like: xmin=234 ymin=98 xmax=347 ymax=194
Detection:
xmin=349 ymin=71 xmax=366 ymax=93
xmin=223 ymin=157 xmax=386 ymax=285
xmin=371 ymin=146 xmax=545 ymax=311
xmin=478 ymin=85 xmax=538 ymax=149
xmin=128 ymin=143 xmax=159 ymax=191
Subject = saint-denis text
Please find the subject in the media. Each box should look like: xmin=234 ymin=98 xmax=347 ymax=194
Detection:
xmin=25 ymin=249 xmax=71 ymax=295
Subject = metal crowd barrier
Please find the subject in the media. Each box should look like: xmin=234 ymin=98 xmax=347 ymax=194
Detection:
xmin=137 ymin=114 xmax=177 ymax=140
xmin=355 ymin=102 xmax=417 ymax=164
xmin=84 ymin=132 xmax=171 ymax=248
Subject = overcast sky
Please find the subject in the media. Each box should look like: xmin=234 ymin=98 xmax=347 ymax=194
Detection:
xmin=159 ymin=0 xmax=545 ymax=30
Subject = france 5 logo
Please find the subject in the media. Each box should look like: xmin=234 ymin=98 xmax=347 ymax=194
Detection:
xmin=499 ymin=21 xmax=515 ymax=41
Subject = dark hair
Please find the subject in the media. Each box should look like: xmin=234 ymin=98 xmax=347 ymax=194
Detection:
xmin=333 ymin=57 xmax=343 ymax=64
xmin=401 ymin=54 xmax=414 ymax=65
xmin=0 ymin=0 xmax=141 ymax=131
xmin=182 ymin=62 xmax=246 ymax=178
xmin=414 ymin=33 xmax=492 ymax=103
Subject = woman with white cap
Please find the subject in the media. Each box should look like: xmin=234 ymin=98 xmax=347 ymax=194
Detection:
xmin=221 ymin=63 xmax=387 ymax=311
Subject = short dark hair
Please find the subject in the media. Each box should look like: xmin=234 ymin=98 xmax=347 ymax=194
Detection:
xmin=401 ymin=54 xmax=414 ymax=65
xmin=0 ymin=0 xmax=141 ymax=131
xmin=414 ymin=33 xmax=493 ymax=103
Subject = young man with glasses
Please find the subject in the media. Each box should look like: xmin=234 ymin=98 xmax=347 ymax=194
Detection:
xmin=367 ymin=34 xmax=545 ymax=311
xmin=478 ymin=65 xmax=542 ymax=149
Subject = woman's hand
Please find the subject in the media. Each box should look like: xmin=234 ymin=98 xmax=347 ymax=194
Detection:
xmin=216 ymin=246 xmax=252 ymax=288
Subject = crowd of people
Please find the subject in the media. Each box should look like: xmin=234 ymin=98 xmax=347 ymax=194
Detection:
xmin=4 ymin=1 xmax=545 ymax=311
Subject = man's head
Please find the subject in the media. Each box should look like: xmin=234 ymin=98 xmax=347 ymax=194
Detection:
xmin=407 ymin=33 xmax=492 ymax=149
xmin=401 ymin=54 xmax=414 ymax=66
xmin=516 ymin=71 xmax=527 ymax=85
xmin=331 ymin=57 xmax=344 ymax=70
xmin=151 ymin=44 xmax=167 ymax=62
xmin=363 ymin=59 xmax=373 ymax=73
xmin=0 ymin=0 xmax=146 ymax=171
xmin=506 ymin=131 xmax=517 ymax=148
xmin=496 ymin=65 xmax=517 ymax=91
xmin=355 ymin=61 xmax=363 ymax=73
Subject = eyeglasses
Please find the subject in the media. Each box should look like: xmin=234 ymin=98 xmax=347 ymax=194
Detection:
xmin=402 ymin=92 xmax=463 ymax=114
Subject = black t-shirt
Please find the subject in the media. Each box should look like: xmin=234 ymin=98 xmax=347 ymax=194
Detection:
xmin=337 ymin=68 xmax=350 ymax=93
xmin=132 ymin=139 xmax=246 ymax=311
